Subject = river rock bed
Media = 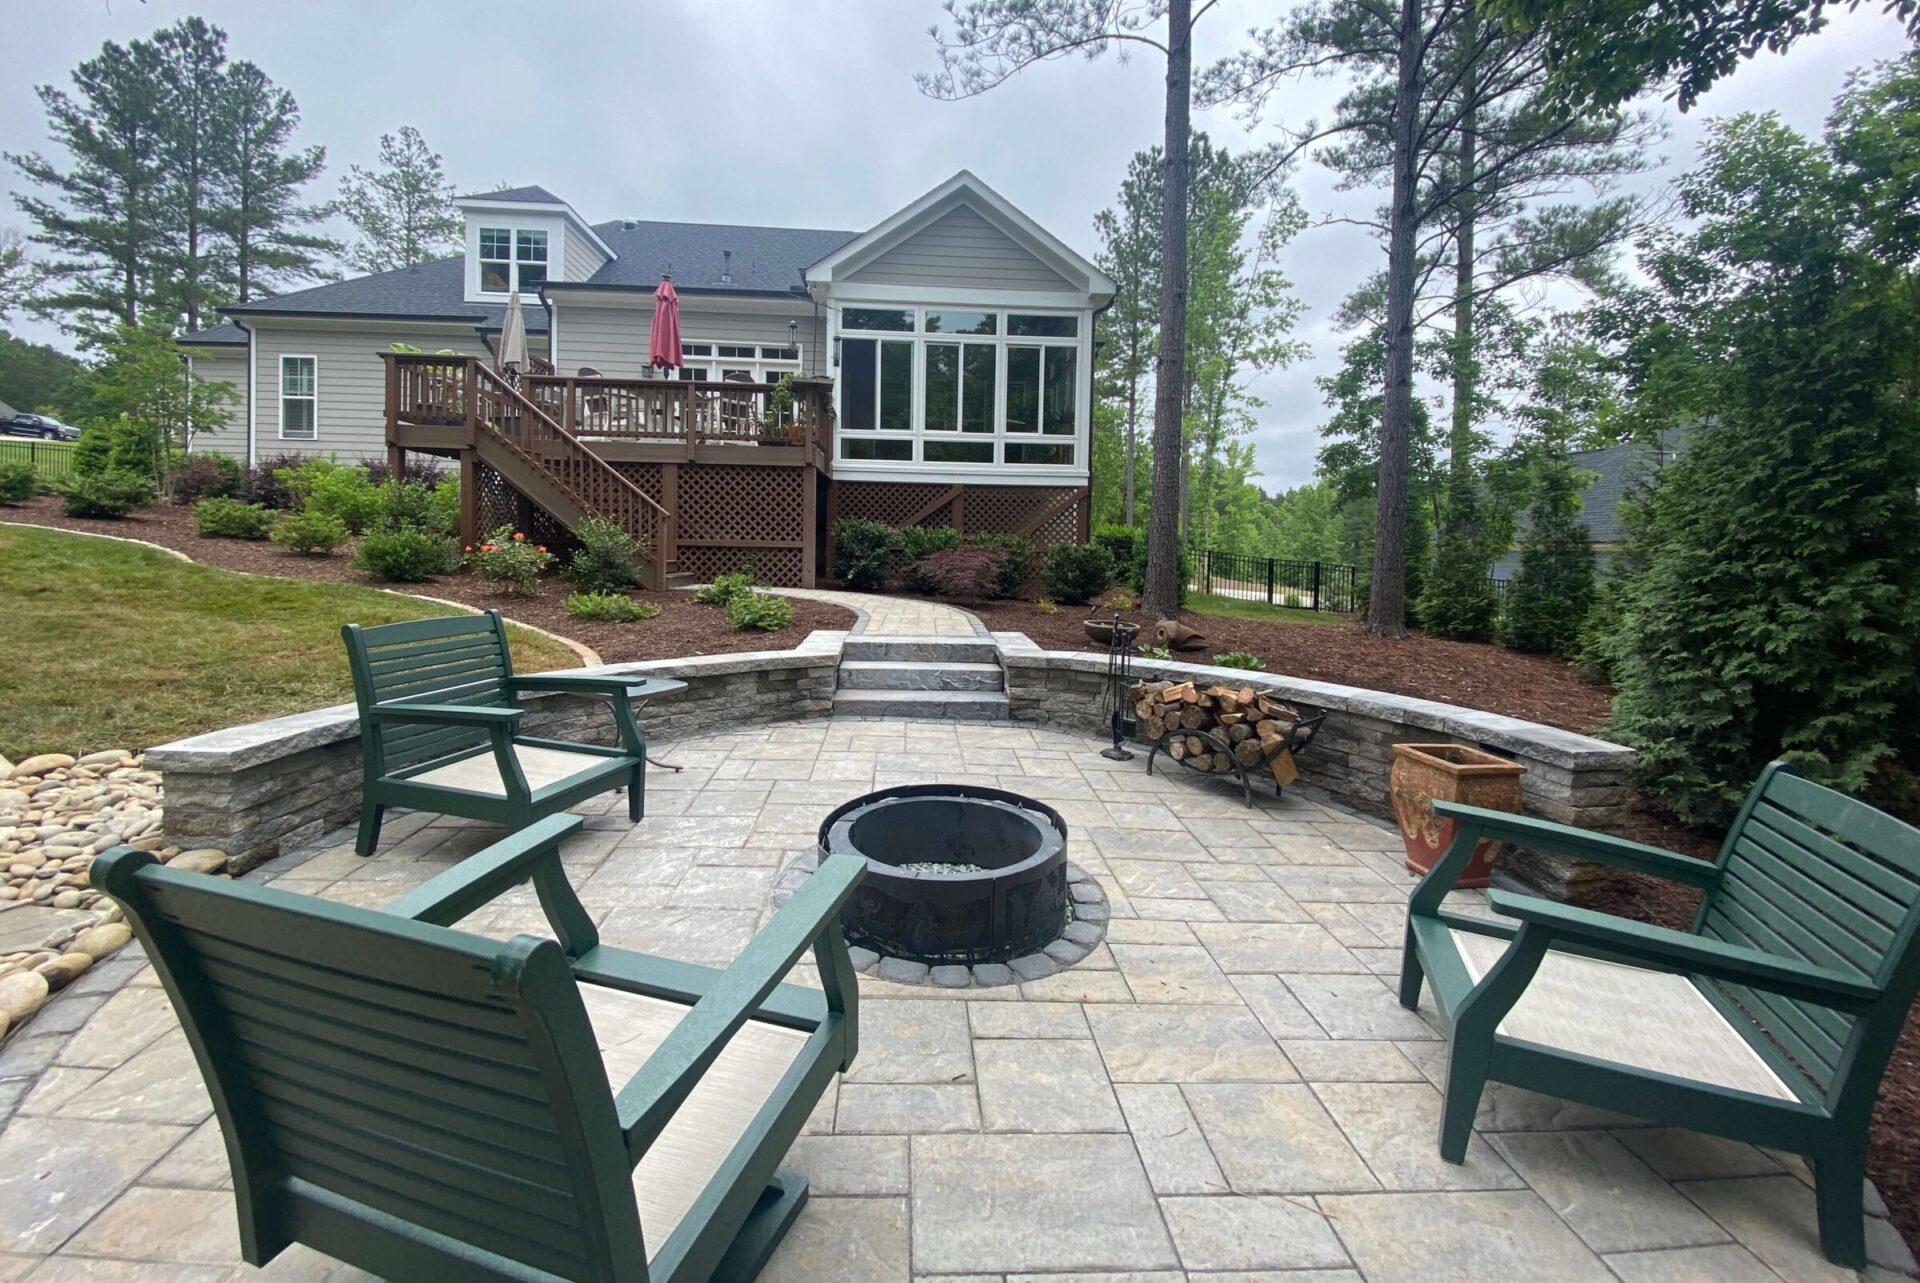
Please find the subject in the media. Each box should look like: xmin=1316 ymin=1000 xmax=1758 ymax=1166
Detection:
xmin=0 ymin=749 xmax=225 ymax=1040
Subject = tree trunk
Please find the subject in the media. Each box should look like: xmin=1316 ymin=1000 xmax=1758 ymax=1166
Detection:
xmin=1450 ymin=34 xmax=1478 ymax=479
xmin=1143 ymin=0 xmax=1192 ymax=621
xmin=1367 ymin=0 xmax=1423 ymax=640
xmin=1123 ymin=359 xmax=1139 ymax=526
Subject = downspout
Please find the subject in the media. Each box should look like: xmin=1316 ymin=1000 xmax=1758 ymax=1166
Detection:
xmin=234 ymin=318 xmax=257 ymax=468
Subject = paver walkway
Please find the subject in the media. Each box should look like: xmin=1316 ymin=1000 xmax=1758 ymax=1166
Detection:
xmin=0 ymin=720 xmax=1911 ymax=1281
xmin=776 ymin=587 xmax=981 ymax=637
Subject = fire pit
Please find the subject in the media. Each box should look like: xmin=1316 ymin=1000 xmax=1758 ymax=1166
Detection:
xmin=818 ymin=784 xmax=1081 ymax=970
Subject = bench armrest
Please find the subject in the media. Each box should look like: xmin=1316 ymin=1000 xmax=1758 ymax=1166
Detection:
xmin=1487 ymin=889 xmax=1880 ymax=1014
xmin=383 ymin=814 xmax=598 ymax=953
xmin=615 ymin=853 xmax=866 ymax=1156
xmin=367 ymin=701 xmax=524 ymax=728
xmin=509 ymin=675 xmax=685 ymax=699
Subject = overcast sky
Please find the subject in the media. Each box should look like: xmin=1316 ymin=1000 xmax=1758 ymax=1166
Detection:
xmin=3 ymin=1 xmax=1909 ymax=488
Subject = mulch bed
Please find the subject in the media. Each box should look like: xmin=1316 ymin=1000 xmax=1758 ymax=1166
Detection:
xmin=1 ymin=497 xmax=856 ymax=664
xmin=958 ymin=597 xmax=1614 ymax=733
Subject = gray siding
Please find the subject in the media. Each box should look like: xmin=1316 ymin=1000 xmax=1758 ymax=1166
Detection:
xmin=184 ymin=349 xmax=250 ymax=460
xmin=247 ymin=324 xmax=493 ymax=461
xmin=558 ymin=300 xmax=827 ymax=377
xmin=846 ymin=203 xmax=1073 ymax=292
xmin=563 ymin=229 xmax=608 ymax=282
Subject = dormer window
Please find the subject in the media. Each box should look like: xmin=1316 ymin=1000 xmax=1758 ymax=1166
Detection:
xmin=479 ymin=227 xmax=547 ymax=294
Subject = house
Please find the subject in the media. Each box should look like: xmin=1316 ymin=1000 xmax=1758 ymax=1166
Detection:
xmin=178 ymin=172 xmax=1115 ymax=587
xmin=1490 ymin=429 xmax=1687 ymax=582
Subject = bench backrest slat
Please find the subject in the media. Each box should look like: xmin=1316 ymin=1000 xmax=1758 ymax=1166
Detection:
xmin=98 ymin=851 xmax=645 ymax=1282
xmin=343 ymin=613 xmax=515 ymax=776
xmin=1700 ymin=765 xmax=1920 ymax=1101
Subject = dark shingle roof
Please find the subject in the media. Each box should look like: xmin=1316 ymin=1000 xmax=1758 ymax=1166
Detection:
xmin=461 ymin=185 xmax=566 ymax=205
xmin=178 ymin=322 xmax=248 ymax=347
xmin=1570 ymin=429 xmax=1687 ymax=543
xmin=560 ymin=220 xmax=859 ymax=293
xmin=221 ymin=256 xmax=549 ymax=331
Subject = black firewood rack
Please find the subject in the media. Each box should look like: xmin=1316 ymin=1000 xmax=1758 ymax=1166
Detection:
xmin=1145 ymin=708 xmax=1329 ymax=807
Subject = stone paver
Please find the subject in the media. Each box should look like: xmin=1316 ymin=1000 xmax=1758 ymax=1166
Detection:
xmin=0 ymin=717 xmax=1903 ymax=1281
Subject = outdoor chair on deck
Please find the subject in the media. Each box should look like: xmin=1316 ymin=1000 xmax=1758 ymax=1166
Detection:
xmin=95 ymin=814 xmax=866 ymax=1282
xmin=1399 ymin=762 xmax=1920 ymax=1267
xmin=343 ymin=611 xmax=680 ymax=856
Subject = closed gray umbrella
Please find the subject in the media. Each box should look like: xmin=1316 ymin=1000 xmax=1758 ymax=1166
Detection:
xmin=497 ymin=291 xmax=528 ymax=372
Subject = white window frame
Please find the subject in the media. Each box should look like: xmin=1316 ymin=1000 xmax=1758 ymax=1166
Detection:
xmin=477 ymin=226 xmax=548 ymax=297
xmin=645 ymin=342 xmax=805 ymax=384
xmin=464 ymin=213 xmax=565 ymax=303
xmin=278 ymin=354 xmax=317 ymax=441
xmin=830 ymin=303 xmax=1088 ymax=476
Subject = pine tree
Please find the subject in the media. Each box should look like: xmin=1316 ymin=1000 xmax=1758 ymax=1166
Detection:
xmin=1503 ymin=448 xmax=1594 ymax=655
xmin=8 ymin=38 xmax=170 ymax=332
xmin=152 ymin=18 xmax=229 ymax=333
xmin=214 ymin=62 xmax=334 ymax=302
xmin=338 ymin=126 xmax=462 ymax=273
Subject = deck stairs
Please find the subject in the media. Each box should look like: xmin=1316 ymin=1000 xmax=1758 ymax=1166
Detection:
xmin=832 ymin=636 xmax=1008 ymax=721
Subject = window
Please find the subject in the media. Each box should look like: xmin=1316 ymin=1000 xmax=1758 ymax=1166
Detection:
xmin=841 ymin=337 xmax=913 ymax=431
xmin=842 ymin=307 xmax=913 ymax=331
xmin=1009 ymin=313 xmax=1077 ymax=337
xmin=279 ymin=356 xmax=316 ymax=440
xmin=923 ymin=341 xmax=996 ymax=436
xmin=926 ymin=310 xmax=996 ymax=335
xmin=642 ymin=339 xmax=802 ymax=384
xmin=477 ymin=227 xmax=547 ymax=294
xmin=1004 ymin=344 xmax=1077 ymax=462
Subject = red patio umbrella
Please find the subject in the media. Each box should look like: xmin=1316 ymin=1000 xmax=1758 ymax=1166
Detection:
xmin=649 ymin=276 xmax=682 ymax=370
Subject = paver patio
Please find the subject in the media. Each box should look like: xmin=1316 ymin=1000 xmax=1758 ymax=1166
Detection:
xmin=0 ymin=717 xmax=1913 ymax=1281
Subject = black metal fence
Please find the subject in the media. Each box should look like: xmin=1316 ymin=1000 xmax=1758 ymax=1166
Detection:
xmin=1189 ymin=549 xmax=1363 ymax=613
xmin=0 ymin=439 xmax=77 ymax=483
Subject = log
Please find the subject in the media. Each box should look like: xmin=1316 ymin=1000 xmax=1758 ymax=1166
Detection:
xmin=1209 ymin=751 xmax=1233 ymax=773
xmin=1160 ymin=682 xmax=1195 ymax=705
xmin=1217 ymin=711 xmax=1244 ymax=727
xmin=1180 ymin=707 xmax=1207 ymax=731
xmin=1168 ymin=738 xmax=1187 ymax=761
xmin=1225 ymin=722 xmax=1253 ymax=744
xmin=1269 ymin=750 xmax=1300 ymax=788
xmin=1186 ymin=735 xmax=1206 ymax=759
xmin=1259 ymin=731 xmax=1287 ymax=756
xmin=1238 ymin=686 xmax=1257 ymax=706
xmin=1234 ymin=739 xmax=1264 ymax=767
xmin=1254 ymin=718 xmax=1279 ymax=738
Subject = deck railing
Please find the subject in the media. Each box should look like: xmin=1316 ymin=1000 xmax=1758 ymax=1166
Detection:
xmin=521 ymin=372 xmax=835 ymax=455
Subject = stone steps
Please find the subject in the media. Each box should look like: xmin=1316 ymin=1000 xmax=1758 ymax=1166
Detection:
xmin=832 ymin=635 xmax=1009 ymax=720
xmin=838 ymin=660 xmax=1004 ymax=692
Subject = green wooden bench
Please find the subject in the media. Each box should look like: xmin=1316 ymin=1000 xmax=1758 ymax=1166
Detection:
xmin=95 ymin=813 xmax=865 ymax=1282
xmin=1399 ymin=761 xmax=1920 ymax=1267
xmin=344 ymin=611 xmax=683 ymax=856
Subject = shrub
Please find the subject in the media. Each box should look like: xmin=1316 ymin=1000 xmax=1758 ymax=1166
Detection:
xmin=1283 ymin=591 xmax=1305 ymax=609
xmin=899 ymin=524 xmax=961 ymax=562
xmin=694 ymin=569 xmax=759 ymax=606
xmin=72 ymin=418 xmax=155 ymax=480
xmin=351 ymin=528 xmax=458 ymax=581
xmin=1035 ymin=596 xmax=1058 ymax=615
xmin=1091 ymin=523 xmax=1141 ymax=570
xmin=565 ymin=592 xmax=660 ymax=622
xmin=1125 ymin=538 xmax=1193 ymax=610
xmin=1140 ymin=643 xmax=1172 ymax=660
xmin=1105 ymin=589 xmax=1136 ymax=611
xmin=361 ymin=455 xmax=446 ymax=488
xmin=281 ymin=459 xmax=383 ymax=534
xmin=1040 ymin=541 xmax=1116 ymax=604
xmin=914 ymin=546 xmax=1003 ymax=601
xmin=467 ymin=526 xmax=555 ymax=596
xmin=169 ymin=453 xmax=242 ymax=505
xmin=968 ymin=531 xmax=1034 ymax=598
xmin=1503 ymin=451 xmax=1596 ymax=657
xmin=832 ymin=518 xmax=900 ymax=590
xmin=568 ymin=517 xmax=646 ymax=595
xmin=270 ymin=510 xmax=349 ymax=555
xmin=726 ymin=590 xmax=795 ymax=631
xmin=55 ymin=471 xmax=154 ymax=518
xmin=1213 ymin=651 xmax=1268 ymax=671
xmin=0 ymin=462 xmax=35 ymax=504
xmin=373 ymin=475 xmax=459 ymax=537
xmin=192 ymin=497 xmax=276 ymax=539
xmin=242 ymin=452 xmax=308 ymax=510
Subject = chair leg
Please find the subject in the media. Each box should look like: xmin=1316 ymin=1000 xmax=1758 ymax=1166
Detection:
xmin=355 ymin=801 xmax=385 ymax=857
xmin=628 ymin=763 xmax=644 ymax=822
xmin=709 ymin=1169 xmax=809 ymax=1283
xmin=1398 ymin=924 xmax=1424 ymax=1010
xmin=1813 ymin=1154 xmax=1868 ymax=1268
xmin=1438 ymin=1039 xmax=1488 ymax=1164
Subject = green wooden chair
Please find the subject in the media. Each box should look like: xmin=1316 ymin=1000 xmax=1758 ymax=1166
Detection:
xmin=1399 ymin=761 xmax=1920 ymax=1267
xmin=95 ymin=813 xmax=865 ymax=1282
xmin=343 ymin=611 xmax=682 ymax=856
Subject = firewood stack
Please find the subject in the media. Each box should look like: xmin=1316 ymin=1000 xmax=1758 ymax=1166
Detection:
xmin=1128 ymin=680 xmax=1307 ymax=787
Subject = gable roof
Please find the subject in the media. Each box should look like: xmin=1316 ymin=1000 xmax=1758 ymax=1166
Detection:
xmin=549 ymin=220 xmax=859 ymax=295
xmin=462 ymin=185 xmax=566 ymax=205
xmin=218 ymin=256 xmax=550 ymax=332
xmin=805 ymin=170 xmax=1114 ymax=301
xmin=178 ymin=322 xmax=248 ymax=348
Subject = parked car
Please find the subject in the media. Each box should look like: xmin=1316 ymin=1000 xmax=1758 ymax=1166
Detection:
xmin=2 ymin=413 xmax=79 ymax=441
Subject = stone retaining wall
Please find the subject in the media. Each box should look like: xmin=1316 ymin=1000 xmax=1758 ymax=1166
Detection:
xmin=997 ymin=640 xmax=1635 ymax=895
xmin=147 ymin=635 xmax=842 ymax=874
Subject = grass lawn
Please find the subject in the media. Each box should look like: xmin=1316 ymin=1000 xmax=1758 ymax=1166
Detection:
xmin=0 ymin=525 xmax=580 ymax=758
xmin=1183 ymin=591 xmax=1345 ymax=626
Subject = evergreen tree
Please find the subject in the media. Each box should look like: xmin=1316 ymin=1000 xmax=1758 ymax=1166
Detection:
xmin=1092 ymin=156 xmax=1158 ymax=527
xmin=1605 ymin=58 xmax=1920 ymax=824
xmin=152 ymin=18 xmax=229 ymax=333
xmin=213 ymin=62 xmax=334 ymax=302
xmin=0 ymin=327 xmax=84 ymax=415
xmin=8 ymin=38 xmax=170 ymax=332
xmin=338 ymin=126 xmax=462 ymax=273
xmin=0 ymin=231 xmax=40 ymax=323
xmin=1503 ymin=447 xmax=1594 ymax=655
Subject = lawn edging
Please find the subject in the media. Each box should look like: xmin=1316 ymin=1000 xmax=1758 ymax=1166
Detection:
xmin=146 ymin=631 xmax=846 ymax=872
xmin=997 ymin=636 xmax=1635 ymax=896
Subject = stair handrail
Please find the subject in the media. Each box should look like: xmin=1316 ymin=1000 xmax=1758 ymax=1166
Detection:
xmin=468 ymin=360 xmax=672 ymax=588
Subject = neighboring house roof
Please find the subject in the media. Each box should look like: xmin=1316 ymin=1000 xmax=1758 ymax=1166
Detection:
xmin=0 ymin=398 xmax=17 ymax=420
xmin=462 ymin=185 xmax=566 ymax=205
xmin=1570 ymin=428 xmax=1688 ymax=544
xmin=551 ymin=220 xmax=860 ymax=295
xmin=178 ymin=323 xmax=248 ymax=348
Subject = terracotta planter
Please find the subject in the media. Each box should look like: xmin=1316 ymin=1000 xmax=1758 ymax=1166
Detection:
xmin=1389 ymin=743 xmax=1527 ymax=888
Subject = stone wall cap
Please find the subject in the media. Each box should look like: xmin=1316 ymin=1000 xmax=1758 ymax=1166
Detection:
xmin=1009 ymin=648 xmax=1632 ymax=770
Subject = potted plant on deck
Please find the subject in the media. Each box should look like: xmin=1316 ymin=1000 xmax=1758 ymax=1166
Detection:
xmin=1388 ymin=743 xmax=1527 ymax=887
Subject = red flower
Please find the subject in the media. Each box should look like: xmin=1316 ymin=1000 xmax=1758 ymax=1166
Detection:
xmin=481 ymin=544 xmax=498 ymax=552
xmin=513 ymin=532 xmax=526 ymax=542
xmin=536 ymin=545 xmax=547 ymax=553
